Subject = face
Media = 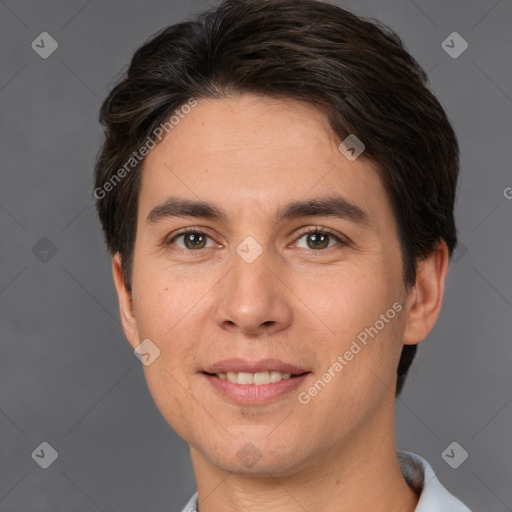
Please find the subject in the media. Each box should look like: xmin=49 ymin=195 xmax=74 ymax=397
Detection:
xmin=115 ymin=94 xmax=419 ymax=476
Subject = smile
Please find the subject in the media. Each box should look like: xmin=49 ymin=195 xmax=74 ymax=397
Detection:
xmin=213 ymin=370 xmax=298 ymax=385
xmin=201 ymin=371 xmax=311 ymax=404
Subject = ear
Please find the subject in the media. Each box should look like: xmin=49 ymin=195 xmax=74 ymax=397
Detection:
xmin=402 ymin=240 xmax=450 ymax=345
xmin=112 ymin=253 xmax=140 ymax=350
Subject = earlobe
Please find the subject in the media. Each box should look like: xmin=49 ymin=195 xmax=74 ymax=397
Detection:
xmin=112 ymin=253 xmax=140 ymax=350
xmin=402 ymin=240 xmax=450 ymax=346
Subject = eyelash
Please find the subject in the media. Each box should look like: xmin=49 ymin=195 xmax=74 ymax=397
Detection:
xmin=164 ymin=226 xmax=349 ymax=254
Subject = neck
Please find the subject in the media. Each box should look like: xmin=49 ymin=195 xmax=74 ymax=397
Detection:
xmin=189 ymin=401 xmax=420 ymax=512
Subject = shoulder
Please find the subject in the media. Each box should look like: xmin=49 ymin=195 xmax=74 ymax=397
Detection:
xmin=398 ymin=450 xmax=472 ymax=511
xmin=178 ymin=491 xmax=198 ymax=512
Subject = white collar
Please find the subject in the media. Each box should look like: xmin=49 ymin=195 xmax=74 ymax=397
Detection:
xmin=179 ymin=451 xmax=471 ymax=511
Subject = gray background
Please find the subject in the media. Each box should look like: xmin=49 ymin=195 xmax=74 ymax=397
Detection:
xmin=1 ymin=0 xmax=511 ymax=510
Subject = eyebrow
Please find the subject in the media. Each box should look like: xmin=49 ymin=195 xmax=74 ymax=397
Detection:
xmin=146 ymin=196 xmax=371 ymax=228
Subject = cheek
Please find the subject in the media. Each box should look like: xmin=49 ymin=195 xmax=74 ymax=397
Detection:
xmin=132 ymin=260 xmax=201 ymax=338
xmin=142 ymin=364 xmax=199 ymax=443
xmin=134 ymin=282 xmax=206 ymax=439
xmin=315 ymin=258 xmax=406 ymax=391
xmin=322 ymin=262 xmax=400 ymax=336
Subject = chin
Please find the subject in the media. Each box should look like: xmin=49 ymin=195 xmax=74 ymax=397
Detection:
xmin=199 ymin=435 xmax=312 ymax=477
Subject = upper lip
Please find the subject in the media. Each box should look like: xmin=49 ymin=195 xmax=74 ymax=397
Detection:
xmin=203 ymin=358 xmax=309 ymax=375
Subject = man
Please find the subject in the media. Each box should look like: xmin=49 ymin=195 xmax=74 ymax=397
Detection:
xmin=94 ymin=0 xmax=472 ymax=510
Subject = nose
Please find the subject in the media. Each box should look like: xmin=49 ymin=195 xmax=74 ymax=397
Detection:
xmin=214 ymin=245 xmax=293 ymax=337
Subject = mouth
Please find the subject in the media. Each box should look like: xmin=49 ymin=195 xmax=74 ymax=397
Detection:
xmin=202 ymin=370 xmax=307 ymax=385
xmin=200 ymin=359 xmax=312 ymax=404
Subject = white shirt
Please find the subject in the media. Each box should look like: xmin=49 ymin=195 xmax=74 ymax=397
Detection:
xmin=178 ymin=451 xmax=472 ymax=511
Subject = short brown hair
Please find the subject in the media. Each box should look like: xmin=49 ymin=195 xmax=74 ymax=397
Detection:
xmin=94 ymin=0 xmax=460 ymax=396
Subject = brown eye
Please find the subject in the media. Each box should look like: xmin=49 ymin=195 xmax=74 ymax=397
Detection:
xmin=167 ymin=229 xmax=215 ymax=251
xmin=182 ymin=232 xmax=207 ymax=249
xmin=305 ymin=231 xmax=330 ymax=249
xmin=295 ymin=228 xmax=345 ymax=251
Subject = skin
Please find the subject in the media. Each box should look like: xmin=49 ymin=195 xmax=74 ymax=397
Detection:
xmin=112 ymin=93 xmax=449 ymax=512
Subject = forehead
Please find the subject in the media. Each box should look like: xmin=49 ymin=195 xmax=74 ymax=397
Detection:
xmin=138 ymin=94 xmax=390 ymax=229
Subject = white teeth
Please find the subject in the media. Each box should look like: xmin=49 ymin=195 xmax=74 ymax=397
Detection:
xmin=226 ymin=371 xmax=238 ymax=383
xmin=237 ymin=372 xmax=253 ymax=385
xmin=271 ymin=370 xmax=284 ymax=382
xmin=253 ymin=371 xmax=270 ymax=385
xmin=216 ymin=371 xmax=294 ymax=385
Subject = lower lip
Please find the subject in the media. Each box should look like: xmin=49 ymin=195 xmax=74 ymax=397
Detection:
xmin=202 ymin=373 xmax=311 ymax=404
